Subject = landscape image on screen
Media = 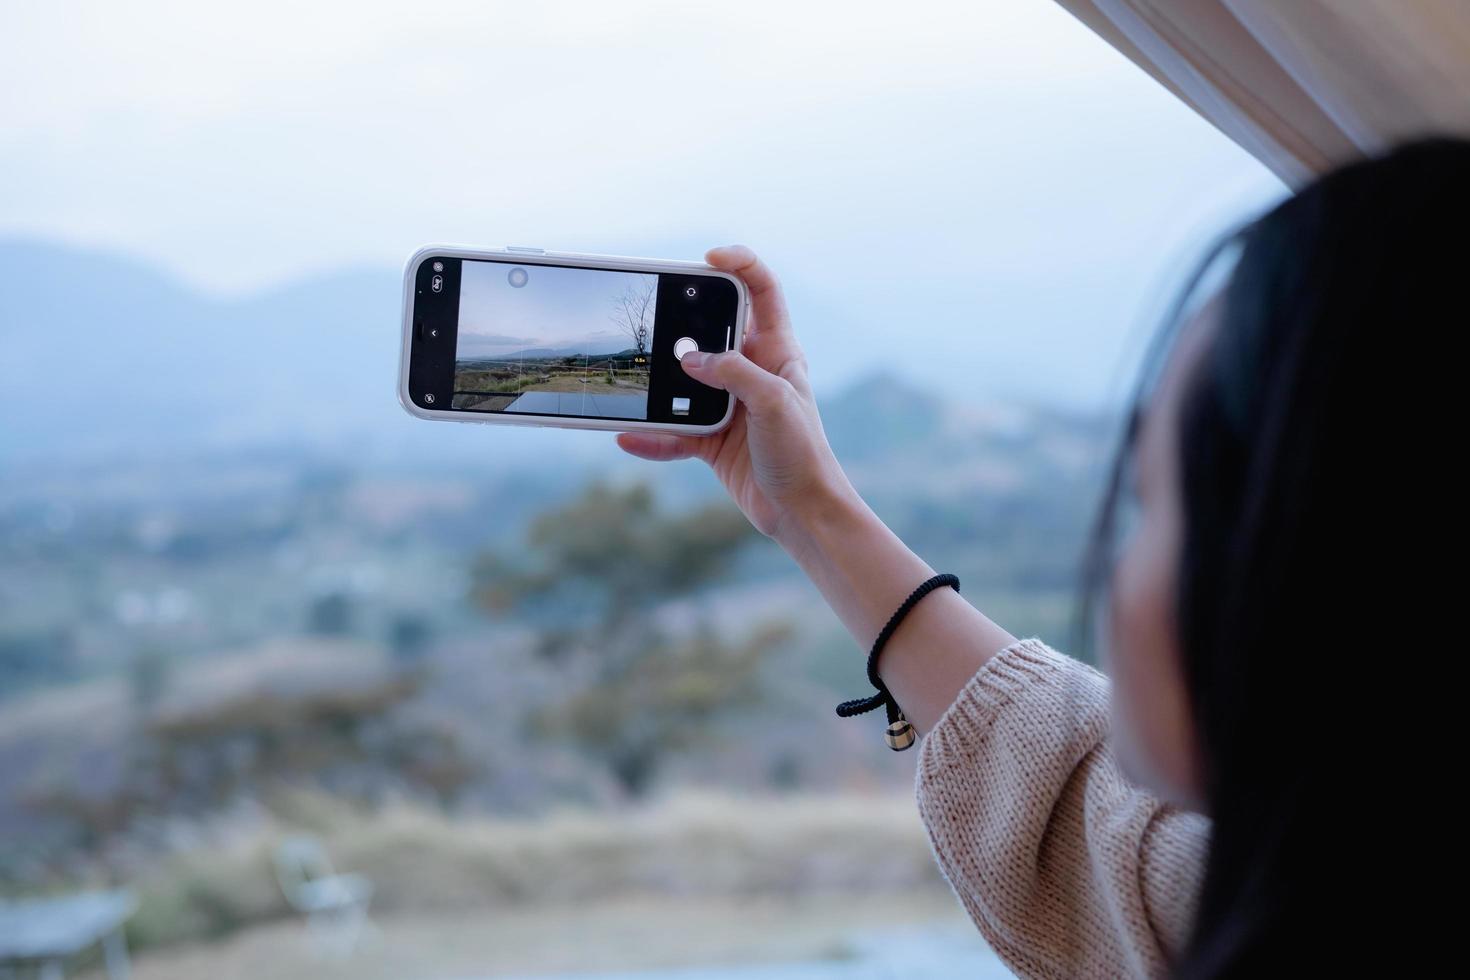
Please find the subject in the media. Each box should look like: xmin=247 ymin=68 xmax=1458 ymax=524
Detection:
xmin=452 ymin=261 xmax=657 ymax=420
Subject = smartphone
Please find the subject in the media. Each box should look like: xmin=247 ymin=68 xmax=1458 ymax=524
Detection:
xmin=398 ymin=245 xmax=750 ymax=434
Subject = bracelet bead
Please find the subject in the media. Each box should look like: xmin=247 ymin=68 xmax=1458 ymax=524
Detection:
xmin=885 ymin=717 xmax=917 ymax=751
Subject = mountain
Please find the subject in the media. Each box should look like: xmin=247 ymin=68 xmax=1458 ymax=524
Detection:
xmin=0 ymin=239 xmax=1113 ymax=483
xmin=0 ymin=239 xmax=616 ymax=468
xmin=0 ymin=239 xmax=398 ymax=459
xmin=469 ymin=345 xmax=642 ymax=361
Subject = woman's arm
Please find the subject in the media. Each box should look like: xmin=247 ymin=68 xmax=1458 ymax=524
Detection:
xmin=773 ymin=482 xmax=1015 ymax=733
xmin=917 ymin=639 xmax=1208 ymax=977
xmin=617 ymin=245 xmax=1014 ymax=734
xmin=619 ymin=245 xmax=1208 ymax=976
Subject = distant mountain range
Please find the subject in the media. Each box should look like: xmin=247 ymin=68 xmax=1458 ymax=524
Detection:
xmin=0 ymin=239 xmax=1113 ymax=482
xmin=0 ymin=238 xmax=400 ymax=461
xmin=461 ymin=346 xmax=643 ymax=362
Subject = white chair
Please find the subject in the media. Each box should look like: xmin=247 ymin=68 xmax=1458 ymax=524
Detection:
xmin=0 ymin=890 xmax=136 ymax=980
xmin=272 ymin=836 xmax=373 ymax=957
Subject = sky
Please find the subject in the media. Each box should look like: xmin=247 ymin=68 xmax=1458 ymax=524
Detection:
xmin=0 ymin=0 xmax=1284 ymax=411
xmin=456 ymin=261 xmax=652 ymax=359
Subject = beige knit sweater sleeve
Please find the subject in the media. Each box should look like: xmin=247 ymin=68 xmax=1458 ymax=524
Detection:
xmin=914 ymin=638 xmax=1211 ymax=978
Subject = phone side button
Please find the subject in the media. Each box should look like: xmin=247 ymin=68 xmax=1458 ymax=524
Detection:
xmin=506 ymin=245 xmax=545 ymax=254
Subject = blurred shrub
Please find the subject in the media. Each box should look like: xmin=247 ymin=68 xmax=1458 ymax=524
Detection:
xmin=0 ymin=627 xmax=78 ymax=699
xmin=306 ymin=592 xmax=354 ymax=635
xmin=27 ymin=669 xmax=479 ymax=851
xmin=129 ymin=646 xmax=173 ymax=713
xmin=386 ymin=613 xmax=433 ymax=665
xmin=474 ymin=483 xmax=789 ymax=796
xmin=127 ymin=841 xmax=287 ymax=949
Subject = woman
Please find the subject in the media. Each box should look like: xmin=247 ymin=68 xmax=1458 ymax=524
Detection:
xmin=617 ymin=139 xmax=1464 ymax=977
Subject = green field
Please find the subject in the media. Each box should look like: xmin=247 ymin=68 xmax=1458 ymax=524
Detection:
xmin=455 ymin=357 xmax=649 ymax=396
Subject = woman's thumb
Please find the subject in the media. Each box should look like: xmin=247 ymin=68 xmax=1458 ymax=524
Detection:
xmin=681 ymin=351 xmax=791 ymax=414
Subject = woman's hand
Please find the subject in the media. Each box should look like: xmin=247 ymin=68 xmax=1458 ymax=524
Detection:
xmin=616 ymin=245 xmax=854 ymax=542
xmin=620 ymin=245 xmax=1015 ymax=732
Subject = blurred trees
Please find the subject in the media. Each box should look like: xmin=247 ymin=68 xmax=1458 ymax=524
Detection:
xmin=0 ymin=626 xmax=78 ymax=698
xmin=474 ymin=483 xmax=788 ymax=796
xmin=307 ymin=591 xmax=355 ymax=635
xmin=387 ymin=612 xmax=433 ymax=666
xmin=27 ymin=665 xmax=479 ymax=853
xmin=128 ymin=645 xmax=174 ymax=713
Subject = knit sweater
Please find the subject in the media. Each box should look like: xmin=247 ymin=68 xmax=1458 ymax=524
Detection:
xmin=914 ymin=639 xmax=1211 ymax=978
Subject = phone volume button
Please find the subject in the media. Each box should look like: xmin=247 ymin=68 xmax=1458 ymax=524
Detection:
xmin=506 ymin=245 xmax=545 ymax=254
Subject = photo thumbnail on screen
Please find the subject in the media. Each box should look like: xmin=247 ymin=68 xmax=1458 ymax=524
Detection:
xmin=452 ymin=261 xmax=658 ymax=420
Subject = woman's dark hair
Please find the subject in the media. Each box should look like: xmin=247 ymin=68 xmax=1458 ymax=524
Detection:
xmin=1085 ymin=138 xmax=1468 ymax=976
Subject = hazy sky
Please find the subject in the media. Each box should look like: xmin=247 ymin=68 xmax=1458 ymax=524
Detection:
xmin=457 ymin=262 xmax=651 ymax=359
xmin=0 ymin=0 xmax=1283 ymax=410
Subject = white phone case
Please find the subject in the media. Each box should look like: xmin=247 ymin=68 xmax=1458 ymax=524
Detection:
xmin=398 ymin=244 xmax=750 ymax=435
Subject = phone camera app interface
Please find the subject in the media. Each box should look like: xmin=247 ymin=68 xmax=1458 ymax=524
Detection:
xmin=414 ymin=256 xmax=738 ymax=425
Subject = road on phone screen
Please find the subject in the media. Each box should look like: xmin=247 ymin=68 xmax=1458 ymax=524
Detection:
xmin=504 ymin=391 xmax=646 ymax=417
xmin=453 ymin=360 xmax=650 ymax=418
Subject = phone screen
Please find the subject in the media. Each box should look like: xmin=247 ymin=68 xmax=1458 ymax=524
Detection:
xmin=407 ymin=256 xmax=740 ymax=427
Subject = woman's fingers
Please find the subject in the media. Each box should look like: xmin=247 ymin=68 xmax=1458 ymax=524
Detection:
xmin=706 ymin=245 xmax=791 ymax=341
xmin=615 ymin=431 xmax=706 ymax=461
xmin=681 ymin=350 xmax=795 ymax=416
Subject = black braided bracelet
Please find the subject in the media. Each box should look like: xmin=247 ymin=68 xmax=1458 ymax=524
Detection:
xmin=835 ymin=572 xmax=960 ymax=751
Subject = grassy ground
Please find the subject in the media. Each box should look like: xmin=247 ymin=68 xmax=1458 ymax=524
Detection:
xmin=95 ymin=892 xmax=991 ymax=980
xmin=453 ymin=369 xmax=648 ymax=397
xmin=101 ymin=790 xmax=959 ymax=959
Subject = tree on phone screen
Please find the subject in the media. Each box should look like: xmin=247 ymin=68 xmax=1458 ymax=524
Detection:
xmin=611 ymin=275 xmax=656 ymax=360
